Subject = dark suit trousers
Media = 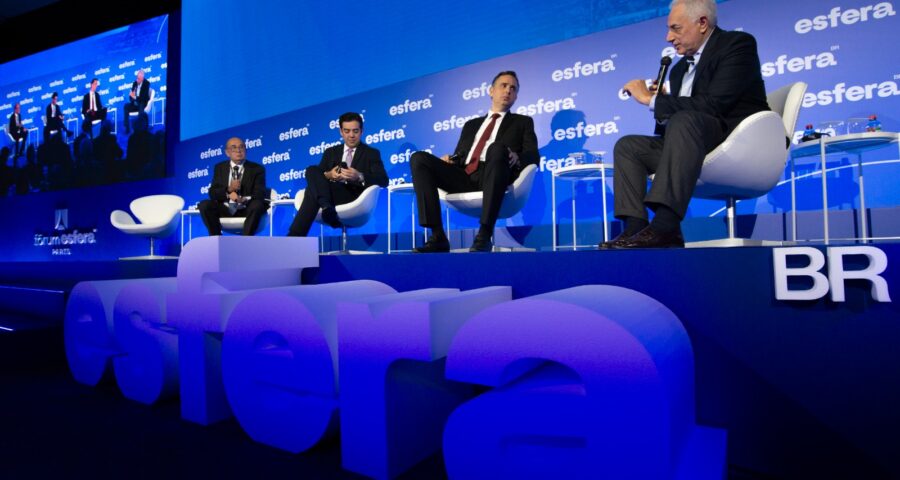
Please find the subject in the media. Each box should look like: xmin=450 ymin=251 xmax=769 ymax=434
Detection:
xmin=82 ymin=109 xmax=108 ymax=135
xmin=288 ymin=165 xmax=358 ymax=236
xmin=11 ymin=128 xmax=26 ymax=155
xmin=613 ymin=110 xmax=726 ymax=221
xmin=410 ymin=142 xmax=512 ymax=230
xmin=198 ymin=198 xmax=268 ymax=236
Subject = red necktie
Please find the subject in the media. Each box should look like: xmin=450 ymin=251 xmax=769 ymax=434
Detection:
xmin=465 ymin=113 xmax=501 ymax=175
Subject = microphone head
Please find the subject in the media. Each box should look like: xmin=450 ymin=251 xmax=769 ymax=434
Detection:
xmin=661 ymin=56 xmax=673 ymax=66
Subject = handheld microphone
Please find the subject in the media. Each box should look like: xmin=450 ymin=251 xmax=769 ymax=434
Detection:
xmin=652 ymin=56 xmax=673 ymax=93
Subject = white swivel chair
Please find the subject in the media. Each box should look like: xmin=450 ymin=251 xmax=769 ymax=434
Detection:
xmin=442 ymin=163 xmax=538 ymax=251
xmin=220 ymin=188 xmax=278 ymax=235
xmin=294 ymin=185 xmax=383 ymax=254
xmin=687 ymin=82 xmax=807 ymax=247
xmin=110 ymin=194 xmax=185 ymax=259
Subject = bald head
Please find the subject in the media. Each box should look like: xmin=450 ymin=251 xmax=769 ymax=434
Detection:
xmin=225 ymin=137 xmax=246 ymax=164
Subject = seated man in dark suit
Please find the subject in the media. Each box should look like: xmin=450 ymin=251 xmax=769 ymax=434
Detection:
xmin=410 ymin=70 xmax=538 ymax=252
xmin=8 ymin=102 xmax=26 ymax=157
xmin=45 ymin=92 xmax=73 ymax=139
xmin=81 ymin=78 xmax=108 ymax=136
xmin=603 ymin=0 xmax=768 ymax=249
xmin=288 ymin=112 xmax=388 ymax=236
xmin=123 ymin=69 xmax=152 ymax=134
xmin=198 ymin=137 xmax=269 ymax=236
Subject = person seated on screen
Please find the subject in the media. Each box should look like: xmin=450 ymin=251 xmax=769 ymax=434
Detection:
xmin=287 ymin=112 xmax=388 ymax=237
xmin=123 ymin=69 xmax=152 ymax=134
xmin=45 ymin=92 xmax=73 ymax=140
xmin=409 ymin=70 xmax=538 ymax=252
xmin=198 ymin=137 xmax=268 ymax=236
xmin=8 ymin=102 xmax=27 ymax=158
xmin=81 ymin=78 xmax=108 ymax=137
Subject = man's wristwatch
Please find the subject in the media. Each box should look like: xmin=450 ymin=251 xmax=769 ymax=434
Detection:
xmin=357 ymin=172 xmax=365 ymax=185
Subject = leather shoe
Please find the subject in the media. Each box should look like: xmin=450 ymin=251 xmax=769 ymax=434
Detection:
xmin=618 ymin=226 xmax=684 ymax=249
xmin=320 ymin=208 xmax=342 ymax=228
xmin=599 ymin=231 xmax=634 ymax=249
xmin=469 ymin=233 xmax=492 ymax=252
xmin=414 ymin=237 xmax=450 ymax=253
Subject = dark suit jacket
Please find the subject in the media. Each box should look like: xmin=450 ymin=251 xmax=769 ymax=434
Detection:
xmin=130 ymin=80 xmax=152 ymax=109
xmin=655 ymin=28 xmax=769 ymax=136
xmin=8 ymin=113 xmax=25 ymax=136
xmin=46 ymin=103 xmax=63 ymax=121
xmin=208 ymin=160 xmax=267 ymax=203
xmin=318 ymin=142 xmax=389 ymax=195
xmin=452 ymin=112 xmax=539 ymax=178
xmin=82 ymin=91 xmax=104 ymax=115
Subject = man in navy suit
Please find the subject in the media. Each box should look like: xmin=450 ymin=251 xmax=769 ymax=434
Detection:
xmin=198 ymin=137 xmax=269 ymax=236
xmin=410 ymin=70 xmax=539 ymax=252
xmin=288 ymin=112 xmax=389 ymax=237
xmin=8 ymin=102 xmax=26 ymax=157
xmin=45 ymin=92 xmax=73 ymax=139
xmin=123 ymin=69 xmax=152 ymax=134
xmin=603 ymin=0 xmax=769 ymax=249
xmin=81 ymin=78 xmax=108 ymax=136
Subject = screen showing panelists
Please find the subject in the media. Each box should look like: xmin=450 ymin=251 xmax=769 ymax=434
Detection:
xmin=0 ymin=15 xmax=168 ymax=194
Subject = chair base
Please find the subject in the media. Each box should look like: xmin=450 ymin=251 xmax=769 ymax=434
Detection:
xmin=118 ymin=254 xmax=180 ymax=260
xmin=686 ymin=238 xmax=784 ymax=248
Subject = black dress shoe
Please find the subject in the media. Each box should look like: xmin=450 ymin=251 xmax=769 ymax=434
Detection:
xmin=320 ymin=208 xmax=342 ymax=228
xmin=414 ymin=237 xmax=450 ymax=253
xmin=599 ymin=231 xmax=634 ymax=249
xmin=618 ymin=226 xmax=684 ymax=249
xmin=469 ymin=234 xmax=492 ymax=252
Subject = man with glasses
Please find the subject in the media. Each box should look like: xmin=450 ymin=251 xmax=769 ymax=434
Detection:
xmin=198 ymin=137 xmax=268 ymax=236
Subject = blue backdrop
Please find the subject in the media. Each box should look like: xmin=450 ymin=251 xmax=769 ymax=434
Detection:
xmin=174 ymin=0 xmax=900 ymax=239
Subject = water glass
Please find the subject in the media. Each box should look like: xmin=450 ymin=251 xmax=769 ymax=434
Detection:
xmin=817 ymin=120 xmax=845 ymax=138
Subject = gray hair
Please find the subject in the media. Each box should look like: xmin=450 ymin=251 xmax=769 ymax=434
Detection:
xmin=670 ymin=0 xmax=718 ymax=28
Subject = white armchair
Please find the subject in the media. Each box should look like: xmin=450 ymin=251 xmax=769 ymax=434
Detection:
xmin=442 ymin=164 xmax=538 ymax=251
xmin=688 ymin=82 xmax=807 ymax=247
xmin=294 ymin=185 xmax=382 ymax=254
xmin=110 ymin=194 xmax=185 ymax=259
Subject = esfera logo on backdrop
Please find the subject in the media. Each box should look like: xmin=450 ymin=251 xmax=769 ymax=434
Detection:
xmin=553 ymin=119 xmax=619 ymax=140
xmin=200 ymin=146 xmax=223 ymax=160
xmin=389 ymin=95 xmax=433 ymax=116
xmin=262 ymin=150 xmax=292 ymax=165
xmin=515 ymin=96 xmax=576 ymax=116
xmin=33 ymin=208 xmax=98 ymax=257
xmin=433 ymin=113 xmax=480 ymax=132
xmin=803 ymin=80 xmax=900 ymax=107
xmin=245 ymin=136 xmax=263 ymax=150
xmin=187 ymin=167 xmax=209 ymax=179
xmin=551 ymin=57 xmax=616 ymax=82
xmin=761 ymin=50 xmax=838 ymax=77
xmin=366 ymin=127 xmax=406 ymax=144
xmin=390 ymin=148 xmax=432 ymax=165
xmin=279 ymin=168 xmax=306 ymax=182
xmin=310 ymin=140 xmax=342 ymax=156
xmin=794 ymin=3 xmax=896 ymax=34
xmin=279 ymin=126 xmax=310 ymax=141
